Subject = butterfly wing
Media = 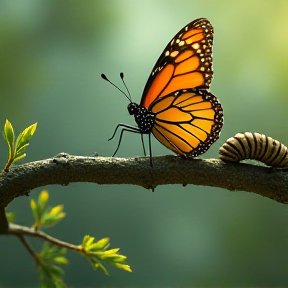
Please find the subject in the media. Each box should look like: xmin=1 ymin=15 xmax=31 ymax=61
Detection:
xmin=140 ymin=18 xmax=214 ymax=109
xmin=150 ymin=89 xmax=223 ymax=157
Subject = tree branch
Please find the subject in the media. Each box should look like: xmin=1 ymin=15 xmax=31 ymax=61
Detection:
xmin=0 ymin=153 xmax=288 ymax=206
xmin=0 ymin=206 xmax=8 ymax=233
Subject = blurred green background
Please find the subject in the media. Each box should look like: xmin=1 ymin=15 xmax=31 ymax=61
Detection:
xmin=1 ymin=0 xmax=288 ymax=287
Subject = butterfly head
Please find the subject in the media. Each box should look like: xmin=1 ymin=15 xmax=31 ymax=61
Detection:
xmin=127 ymin=102 xmax=139 ymax=115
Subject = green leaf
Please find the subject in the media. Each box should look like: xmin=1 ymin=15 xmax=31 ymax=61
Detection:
xmin=57 ymin=248 xmax=67 ymax=256
xmin=30 ymin=199 xmax=39 ymax=221
xmin=100 ymin=253 xmax=127 ymax=262
xmin=95 ymin=262 xmax=109 ymax=276
xmin=15 ymin=122 xmax=37 ymax=153
xmin=44 ymin=263 xmax=65 ymax=277
xmin=14 ymin=144 xmax=29 ymax=156
xmin=101 ymin=248 xmax=120 ymax=255
xmin=53 ymin=256 xmax=69 ymax=265
xmin=93 ymin=237 xmax=110 ymax=250
xmin=12 ymin=153 xmax=26 ymax=164
xmin=113 ymin=263 xmax=132 ymax=273
xmin=3 ymin=119 xmax=15 ymax=159
xmin=82 ymin=235 xmax=92 ymax=247
xmin=38 ymin=190 xmax=49 ymax=212
xmin=6 ymin=212 xmax=16 ymax=223
xmin=86 ymin=236 xmax=95 ymax=247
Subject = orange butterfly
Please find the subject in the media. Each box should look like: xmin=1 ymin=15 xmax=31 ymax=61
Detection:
xmin=102 ymin=18 xmax=223 ymax=166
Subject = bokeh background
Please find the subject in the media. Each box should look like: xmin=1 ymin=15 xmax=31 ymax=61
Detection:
xmin=1 ymin=0 xmax=288 ymax=287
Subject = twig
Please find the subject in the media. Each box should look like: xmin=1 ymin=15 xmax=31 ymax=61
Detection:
xmin=17 ymin=234 xmax=43 ymax=267
xmin=8 ymin=223 xmax=82 ymax=252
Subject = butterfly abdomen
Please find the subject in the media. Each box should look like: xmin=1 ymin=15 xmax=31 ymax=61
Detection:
xmin=219 ymin=132 xmax=288 ymax=168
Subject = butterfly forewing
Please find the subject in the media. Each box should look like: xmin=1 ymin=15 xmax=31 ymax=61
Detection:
xmin=141 ymin=18 xmax=214 ymax=109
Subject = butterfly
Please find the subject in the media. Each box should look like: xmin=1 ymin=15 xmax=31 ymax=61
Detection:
xmin=102 ymin=18 xmax=223 ymax=166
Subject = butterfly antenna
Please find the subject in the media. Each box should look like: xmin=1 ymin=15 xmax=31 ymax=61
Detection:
xmin=120 ymin=72 xmax=132 ymax=102
xmin=101 ymin=73 xmax=131 ymax=102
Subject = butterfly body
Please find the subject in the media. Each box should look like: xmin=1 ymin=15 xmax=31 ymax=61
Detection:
xmin=128 ymin=103 xmax=155 ymax=134
xmin=102 ymin=18 xmax=223 ymax=166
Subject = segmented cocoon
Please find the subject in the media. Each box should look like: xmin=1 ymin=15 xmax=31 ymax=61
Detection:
xmin=219 ymin=132 xmax=288 ymax=168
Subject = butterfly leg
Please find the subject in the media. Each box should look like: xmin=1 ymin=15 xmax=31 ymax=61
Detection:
xmin=109 ymin=124 xmax=142 ymax=157
xmin=141 ymin=134 xmax=147 ymax=156
xmin=148 ymin=133 xmax=153 ymax=167
xmin=108 ymin=123 xmax=140 ymax=141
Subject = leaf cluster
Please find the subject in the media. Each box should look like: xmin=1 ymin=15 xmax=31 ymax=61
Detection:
xmin=31 ymin=190 xmax=65 ymax=231
xmin=3 ymin=119 xmax=37 ymax=172
xmin=80 ymin=235 xmax=132 ymax=275
xmin=6 ymin=190 xmax=131 ymax=287
xmin=37 ymin=242 xmax=68 ymax=288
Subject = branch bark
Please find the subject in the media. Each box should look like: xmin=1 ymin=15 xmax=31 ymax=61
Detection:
xmin=0 ymin=206 xmax=8 ymax=233
xmin=0 ymin=152 xmax=288 ymax=207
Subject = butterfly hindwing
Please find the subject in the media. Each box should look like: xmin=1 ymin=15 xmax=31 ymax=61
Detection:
xmin=141 ymin=18 xmax=214 ymax=109
xmin=150 ymin=89 xmax=223 ymax=157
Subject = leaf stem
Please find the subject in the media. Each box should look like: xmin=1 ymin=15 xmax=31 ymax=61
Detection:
xmin=3 ymin=157 xmax=13 ymax=172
